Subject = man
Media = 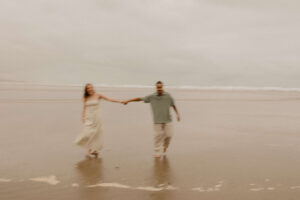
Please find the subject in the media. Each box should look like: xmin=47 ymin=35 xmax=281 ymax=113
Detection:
xmin=123 ymin=81 xmax=180 ymax=158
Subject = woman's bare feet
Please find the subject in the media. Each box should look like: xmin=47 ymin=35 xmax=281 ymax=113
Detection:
xmin=91 ymin=151 xmax=99 ymax=157
xmin=86 ymin=149 xmax=92 ymax=156
xmin=85 ymin=149 xmax=99 ymax=158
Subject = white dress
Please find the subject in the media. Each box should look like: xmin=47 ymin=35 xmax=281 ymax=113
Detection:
xmin=75 ymin=99 xmax=103 ymax=151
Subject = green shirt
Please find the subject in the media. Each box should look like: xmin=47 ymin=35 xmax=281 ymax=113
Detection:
xmin=142 ymin=92 xmax=175 ymax=124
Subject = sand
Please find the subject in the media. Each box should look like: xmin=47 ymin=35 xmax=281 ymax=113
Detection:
xmin=1 ymin=84 xmax=300 ymax=200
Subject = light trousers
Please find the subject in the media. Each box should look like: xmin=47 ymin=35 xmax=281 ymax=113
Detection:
xmin=153 ymin=123 xmax=173 ymax=154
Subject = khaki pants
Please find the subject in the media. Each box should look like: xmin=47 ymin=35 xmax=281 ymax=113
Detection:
xmin=153 ymin=123 xmax=173 ymax=154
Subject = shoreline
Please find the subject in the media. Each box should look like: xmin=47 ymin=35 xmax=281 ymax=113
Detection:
xmin=1 ymin=84 xmax=300 ymax=199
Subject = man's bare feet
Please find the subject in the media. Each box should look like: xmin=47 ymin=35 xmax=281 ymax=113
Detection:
xmin=91 ymin=151 xmax=99 ymax=156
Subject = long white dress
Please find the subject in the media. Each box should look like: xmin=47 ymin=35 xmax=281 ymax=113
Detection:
xmin=75 ymin=99 xmax=103 ymax=151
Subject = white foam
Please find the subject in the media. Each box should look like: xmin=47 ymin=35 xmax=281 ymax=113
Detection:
xmin=136 ymin=186 xmax=163 ymax=191
xmin=192 ymin=181 xmax=224 ymax=193
xmin=267 ymin=187 xmax=275 ymax=190
xmin=72 ymin=183 xmax=79 ymax=187
xmin=250 ymin=188 xmax=264 ymax=192
xmin=135 ymin=184 xmax=178 ymax=191
xmin=164 ymin=185 xmax=178 ymax=190
xmin=0 ymin=178 xmax=12 ymax=182
xmin=87 ymin=183 xmax=178 ymax=191
xmin=192 ymin=187 xmax=220 ymax=192
xmin=88 ymin=183 xmax=131 ymax=189
xmin=29 ymin=175 xmax=60 ymax=185
xmin=207 ymin=187 xmax=220 ymax=192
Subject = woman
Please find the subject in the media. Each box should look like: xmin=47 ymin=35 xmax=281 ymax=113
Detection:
xmin=75 ymin=83 xmax=121 ymax=157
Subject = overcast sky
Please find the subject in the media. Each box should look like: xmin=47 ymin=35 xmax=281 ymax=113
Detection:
xmin=0 ymin=0 xmax=299 ymax=87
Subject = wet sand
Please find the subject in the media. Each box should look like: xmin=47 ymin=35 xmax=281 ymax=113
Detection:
xmin=1 ymin=84 xmax=300 ymax=200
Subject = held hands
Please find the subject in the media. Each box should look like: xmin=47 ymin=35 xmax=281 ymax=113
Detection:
xmin=121 ymin=100 xmax=128 ymax=105
xmin=114 ymin=99 xmax=128 ymax=104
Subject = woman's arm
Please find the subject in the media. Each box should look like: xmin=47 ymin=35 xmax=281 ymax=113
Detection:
xmin=122 ymin=97 xmax=142 ymax=105
xmin=82 ymin=99 xmax=86 ymax=123
xmin=99 ymin=93 xmax=121 ymax=103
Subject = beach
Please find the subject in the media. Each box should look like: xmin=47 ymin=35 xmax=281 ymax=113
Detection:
xmin=1 ymin=84 xmax=300 ymax=200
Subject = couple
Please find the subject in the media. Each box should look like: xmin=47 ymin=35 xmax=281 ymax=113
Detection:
xmin=74 ymin=81 xmax=181 ymax=158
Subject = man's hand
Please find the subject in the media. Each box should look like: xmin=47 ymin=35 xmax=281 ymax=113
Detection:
xmin=177 ymin=115 xmax=181 ymax=122
xmin=121 ymin=100 xmax=128 ymax=105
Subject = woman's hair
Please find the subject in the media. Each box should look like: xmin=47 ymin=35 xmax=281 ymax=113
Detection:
xmin=83 ymin=83 xmax=92 ymax=99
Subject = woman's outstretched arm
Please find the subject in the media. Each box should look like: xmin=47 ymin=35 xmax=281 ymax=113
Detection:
xmin=99 ymin=93 xmax=122 ymax=103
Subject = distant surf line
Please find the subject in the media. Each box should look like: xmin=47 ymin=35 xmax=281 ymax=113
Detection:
xmin=1 ymin=97 xmax=300 ymax=104
xmin=1 ymin=82 xmax=300 ymax=92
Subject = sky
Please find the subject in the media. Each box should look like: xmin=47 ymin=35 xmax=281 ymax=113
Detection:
xmin=0 ymin=0 xmax=299 ymax=87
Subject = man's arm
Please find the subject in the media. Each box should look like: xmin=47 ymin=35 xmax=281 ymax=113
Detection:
xmin=172 ymin=105 xmax=180 ymax=121
xmin=122 ymin=97 xmax=142 ymax=105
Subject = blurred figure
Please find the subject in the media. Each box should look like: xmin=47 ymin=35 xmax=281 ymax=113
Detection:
xmin=123 ymin=81 xmax=180 ymax=158
xmin=75 ymin=83 xmax=122 ymax=157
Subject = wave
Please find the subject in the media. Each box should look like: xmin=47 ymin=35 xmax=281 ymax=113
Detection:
xmin=171 ymin=86 xmax=300 ymax=92
xmin=1 ymin=81 xmax=300 ymax=92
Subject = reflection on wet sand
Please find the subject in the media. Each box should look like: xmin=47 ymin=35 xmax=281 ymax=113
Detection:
xmin=76 ymin=157 xmax=103 ymax=185
xmin=151 ymin=157 xmax=175 ymax=200
xmin=75 ymin=157 xmax=104 ymax=199
xmin=152 ymin=157 xmax=172 ymax=186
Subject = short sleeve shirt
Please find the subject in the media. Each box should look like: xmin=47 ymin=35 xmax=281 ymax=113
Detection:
xmin=142 ymin=92 xmax=175 ymax=123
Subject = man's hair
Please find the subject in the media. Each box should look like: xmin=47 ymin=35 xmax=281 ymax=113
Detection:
xmin=156 ymin=81 xmax=163 ymax=85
